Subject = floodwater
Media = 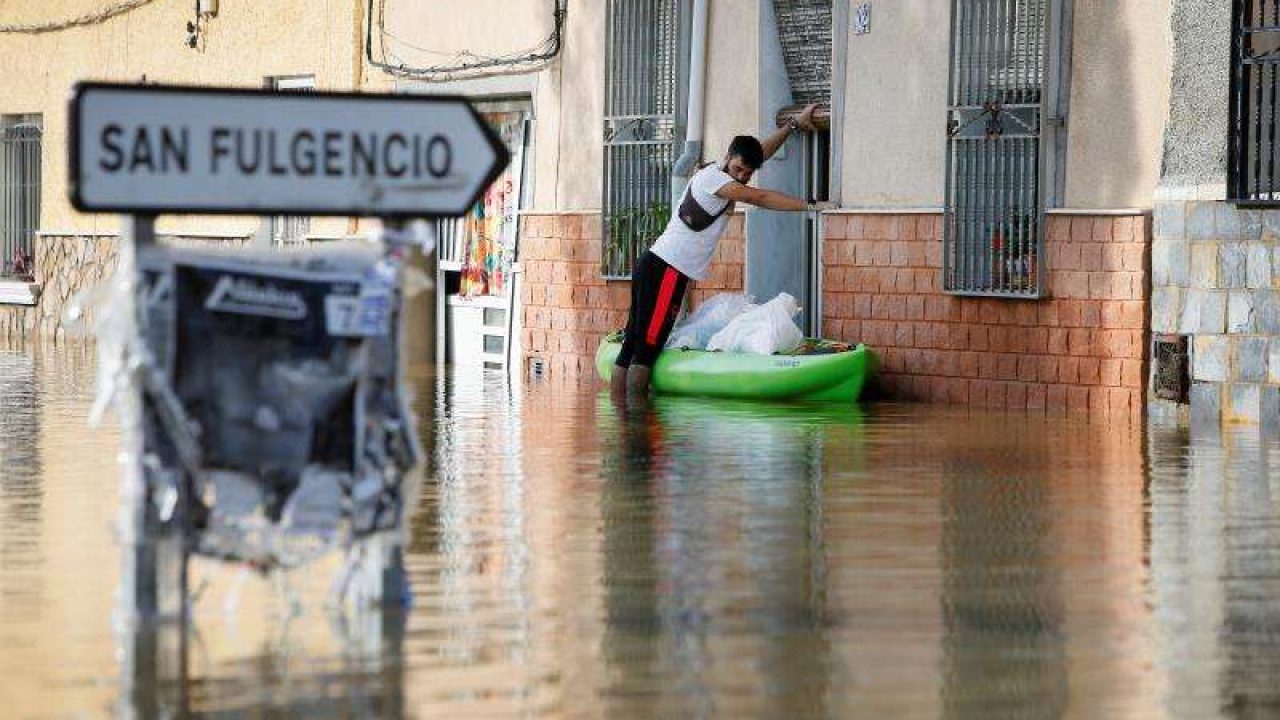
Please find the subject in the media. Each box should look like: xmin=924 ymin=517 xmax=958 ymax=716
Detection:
xmin=1 ymin=343 xmax=1278 ymax=720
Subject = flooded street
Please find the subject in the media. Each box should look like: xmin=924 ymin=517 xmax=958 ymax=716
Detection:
xmin=1 ymin=343 xmax=1279 ymax=719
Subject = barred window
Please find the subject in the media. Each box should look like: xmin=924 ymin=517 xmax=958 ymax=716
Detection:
xmin=1 ymin=114 xmax=41 ymax=281
xmin=601 ymin=0 xmax=683 ymax=278
xmin=1230 ymin=0 xmax=1280 ymax=202
xmin=943 ymin=0 xmax=1051 ymax=297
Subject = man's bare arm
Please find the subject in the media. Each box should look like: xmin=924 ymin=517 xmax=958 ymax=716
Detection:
xmin=760 ymin=103 xmax=819 ymax=161
xmin=717 ymin=182 xmax=835 ymax=212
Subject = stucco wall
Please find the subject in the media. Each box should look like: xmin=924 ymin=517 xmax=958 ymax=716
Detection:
xmin=839 ymin=0 xmax=950 ymax=208
xmin=0 ymin=0 xmax=362 ymax=237
xmin=381 ymin=1 xmax=760 ymax=212
xmin=839 ymin=0 xmax=1171 ymax=210
xmin=704 ymin=0 xmax=760 ymax=162
xmin=1159 ymin=0 xmax=1231 ymax=194
xmin=1063 ymin=0 xmax=1172 ymax=209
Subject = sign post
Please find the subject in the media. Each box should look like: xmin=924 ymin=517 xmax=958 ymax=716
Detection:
xmin=72 ymin=83 xmax=509 ymax=217
xmin=73 ymin=84 xmax=508 ymax=705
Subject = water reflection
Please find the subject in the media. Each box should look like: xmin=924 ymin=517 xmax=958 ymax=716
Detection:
xmin=3 ymin=344 xmax=1280 ymax=718
xmin=1148 ymin=425 xmax=1280 ymax=718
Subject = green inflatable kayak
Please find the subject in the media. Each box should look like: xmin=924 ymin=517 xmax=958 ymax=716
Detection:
xmin=595 ymin=331 xmax=877 ymax=403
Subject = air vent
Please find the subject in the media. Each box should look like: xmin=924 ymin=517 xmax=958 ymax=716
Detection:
xmin=1153 ymin=334 xmax=1189 ymax=403
xmin=528 ymin=356 xmax=546 ymax=378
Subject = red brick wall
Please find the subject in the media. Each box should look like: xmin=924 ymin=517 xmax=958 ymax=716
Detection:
xmin=519 ymin=212 xmax=746 ymax=381
xmin=822 ymin=212 xmax=1150 ymax=418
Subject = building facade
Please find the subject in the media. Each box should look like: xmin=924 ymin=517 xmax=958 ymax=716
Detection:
xmin=376 ymin=0 xmax=1169 ymax=420
xmin=13 ymin=1 xmax=1267 ymax=428
xmin=0 ymin=0 xmax=369 ymax=340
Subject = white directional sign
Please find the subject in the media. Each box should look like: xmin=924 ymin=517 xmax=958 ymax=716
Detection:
xmin=70 ymin=83 xmax=509 ymax=218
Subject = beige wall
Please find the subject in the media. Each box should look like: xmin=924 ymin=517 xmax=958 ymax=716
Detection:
xmin=839 ymin=0 xmax=950 ymax=208
xmin=0 ymin=0 xmax=362 ymax=236
xmin=1063 ymin=0 xmax=1171 ymax=209
xmin=838 ymin=0 xmax=1172 ymax=211
xmin=382 ymin=1 xmax=762 ymax=211
xmin=376 ymin=0 xmax=603 ymax=210
xmin=704 ymin=0 xmax=760 ymax=163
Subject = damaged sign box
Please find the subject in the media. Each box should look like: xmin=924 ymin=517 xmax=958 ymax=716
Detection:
xmin=71 ymin=83 xmax=508 ymax=617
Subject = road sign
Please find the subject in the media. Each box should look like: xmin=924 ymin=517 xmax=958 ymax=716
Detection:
xmin=70 ymin=83 xmax=510 ymax=218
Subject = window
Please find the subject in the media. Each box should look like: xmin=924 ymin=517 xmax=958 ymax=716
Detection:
xmin=267 ymin=76 xmax=314 ymax=245
xmin=1 ymin=114 xmax=41 ymax=280
xmin=1230 ymin=0 xmax=1280 ymax=202
xmin=602 ymin=0 xmax=684 ymax=278
xmin=943 ymin=0 xmax=1057 ymax=297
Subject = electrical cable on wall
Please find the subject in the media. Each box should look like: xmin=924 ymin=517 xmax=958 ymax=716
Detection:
xmin=366 ymin=0 xmax=566 ymax=81
xmin=0 ymin=0 xmax=160 ymax=33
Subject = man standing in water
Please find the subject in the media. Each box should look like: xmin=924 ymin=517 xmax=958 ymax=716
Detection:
xmin=611 ymin=103 xmax=835 ymax=398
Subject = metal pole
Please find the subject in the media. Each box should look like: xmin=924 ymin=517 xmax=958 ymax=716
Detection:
xmin=116 ymin=212 xmax=190 ymax=720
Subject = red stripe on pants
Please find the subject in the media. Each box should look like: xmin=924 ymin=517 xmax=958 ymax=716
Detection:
xmin=645 ymin=267 xmax=679 ymax=346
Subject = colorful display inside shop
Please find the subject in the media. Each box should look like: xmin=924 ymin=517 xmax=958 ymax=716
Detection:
xmin=458 ymin=111 xmax=526 ymax=297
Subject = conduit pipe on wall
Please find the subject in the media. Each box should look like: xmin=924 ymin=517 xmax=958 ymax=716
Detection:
xmin=671 ymin=0 xmax=710 ymax=203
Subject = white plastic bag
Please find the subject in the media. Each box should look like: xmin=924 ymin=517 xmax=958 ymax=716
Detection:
xmin=706 ymin=292 xmax=804 ymax=355
xmin=666 ymin=292 xmax=755 ymax=349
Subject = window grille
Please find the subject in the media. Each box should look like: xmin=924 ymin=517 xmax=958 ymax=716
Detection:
xmin=602 ymin=0 xmax=683 ymax=279
xmin=1152 ymin=334 xmax=1189 ymax=403
xmin=1230 ymin=0 xmax=1280 ymax=202
xmin=0 ymin=115 xmax=41 ymax=280
xmin=943 ymin=0 xmax=1049 ymax=297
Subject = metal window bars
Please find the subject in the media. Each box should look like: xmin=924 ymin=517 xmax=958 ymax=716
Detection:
xmin=0 ymin=118 xmax=41 ymax=280
xmin=601 ymin=0 xmax=682 ymax=279
xmin=1230 ymin=0 xmax=1280 ymax=202
xmin=943 ymin=0 xmax=1048 ymax=297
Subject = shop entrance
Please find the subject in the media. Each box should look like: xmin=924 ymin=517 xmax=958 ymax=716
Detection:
xmin=435 ymin=99 xmax=533 ymax=373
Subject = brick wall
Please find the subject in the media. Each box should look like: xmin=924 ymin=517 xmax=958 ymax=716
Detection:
xmin=822 ymin=212 xmax=1150 ymax=419
xmin=519 ymin=211 xmax=745 ymax=381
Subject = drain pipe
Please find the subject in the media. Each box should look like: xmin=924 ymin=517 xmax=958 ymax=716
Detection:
xmin=671 ymin=0 xmax=709 ymax=205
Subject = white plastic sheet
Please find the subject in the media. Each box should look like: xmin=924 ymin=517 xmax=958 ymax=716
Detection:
xmin=666 ymin=292 xmax=755 ymax=350
xmin=706 ymin=292 xmax=804 ymax=355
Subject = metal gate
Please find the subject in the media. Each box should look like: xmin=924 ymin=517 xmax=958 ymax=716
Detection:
xmin=1 ymin=120 xmax=41 ymax=279
xmin=602 ymin=0 xmax=683 ymax=278
xmin=943 ymin=0 xmax=1050 ymax=297
xmin=1230 ymin=0 xmax=1280 ymax=201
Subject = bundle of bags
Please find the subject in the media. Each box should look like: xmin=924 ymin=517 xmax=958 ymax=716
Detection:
xmin=666 ymin=292 xmax=803 ymax=355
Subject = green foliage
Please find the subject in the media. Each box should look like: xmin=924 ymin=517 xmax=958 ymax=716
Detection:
xmin=603 ymin=201 xmax=670 ymax=276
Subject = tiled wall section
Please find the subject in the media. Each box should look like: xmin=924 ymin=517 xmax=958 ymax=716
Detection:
xmin=0 ymin=234 xmax=119 ymax=345
xmin=519 ymin=212 xmax=745 ymax=381
xmin=1151 ymin=201 xmax=1280 ymax=425
xmin=822 ymin=212 xmax=1150 ymax=419
xmin=0 ymin=233 xmax=252 ymax=346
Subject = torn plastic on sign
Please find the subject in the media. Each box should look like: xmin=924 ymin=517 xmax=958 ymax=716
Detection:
xmin=83 ymin=240 xmax=424 ymax=575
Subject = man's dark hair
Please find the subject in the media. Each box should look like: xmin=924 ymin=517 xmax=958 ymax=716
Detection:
xmin=727 ymin=135 xmax=765 ymax=169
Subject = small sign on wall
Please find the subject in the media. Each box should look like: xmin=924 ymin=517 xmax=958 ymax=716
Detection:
xmin=854 ymin=2 xmax=871 ymax=35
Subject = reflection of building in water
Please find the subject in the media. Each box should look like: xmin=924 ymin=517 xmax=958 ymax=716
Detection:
xmin=820 ymin=410 xmax=1155 ymax=718
xmin=0 ymin=346 xmax=123 ymax=717
xmin=938 ymin=417 xmax=1154 ymax=719
xmin=0 ymin=351 xmax=41 ymax=632
xmin=395 ymin=370 xmax=612 ymax=716
xmin=940 ymin=443 xmax=1069 ymax=719
xmin=1148 ymin=426 xmax=1280 ymax=718
xmin=597 ymin=398 xmax=860 ymax=718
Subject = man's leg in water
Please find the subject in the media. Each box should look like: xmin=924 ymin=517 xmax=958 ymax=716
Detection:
xmin=628 ymin=364 xmax=652 ymax=395
xmin=610 ymin=364 xmax=629 ymax=398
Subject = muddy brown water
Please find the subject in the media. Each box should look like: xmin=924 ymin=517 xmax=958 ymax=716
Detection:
xmin=1 ymin=343 xmax=1278 ymax=718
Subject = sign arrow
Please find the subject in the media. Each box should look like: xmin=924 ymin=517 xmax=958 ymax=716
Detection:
xmin=70 ymin=83 xmax=510 ymax=218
